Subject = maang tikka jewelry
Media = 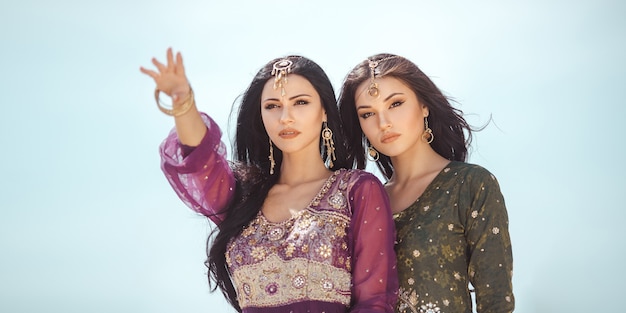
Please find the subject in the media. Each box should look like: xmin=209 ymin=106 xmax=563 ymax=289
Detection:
xmin=422 ymin=117 xmax=434 ymax=144
xmin=268 ymin=138 xmax=276 ymax=175
xmin=322 ymin=121 xmax=336 ymax=168
xmin=367 ymin=56 xmax=401 ymax=98
xmin=272 ymin=59 xmax=294 ymax=97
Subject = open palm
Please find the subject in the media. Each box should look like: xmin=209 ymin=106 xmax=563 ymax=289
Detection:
xmin=140 ymin=47 xmax=190 ymax=102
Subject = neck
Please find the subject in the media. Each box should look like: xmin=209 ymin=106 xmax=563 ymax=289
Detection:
xmin=278 ymin=151 xmax=331 ymax=186
xmin=388 ymin=143 xmax=449 ymax=185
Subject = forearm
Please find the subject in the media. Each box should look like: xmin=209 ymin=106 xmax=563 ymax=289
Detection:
xmin=171 ymin=88 xmax=207 ymax=147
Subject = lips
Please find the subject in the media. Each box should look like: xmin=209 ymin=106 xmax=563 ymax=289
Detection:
xmin=279 ymin=128 xmax=300 ymax=139
xmin=380 ymin=132 xmax=400 ymax=144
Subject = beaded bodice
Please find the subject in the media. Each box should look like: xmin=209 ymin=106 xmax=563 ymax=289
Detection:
xmin=226 ymin=170 xmax=354 ymax=309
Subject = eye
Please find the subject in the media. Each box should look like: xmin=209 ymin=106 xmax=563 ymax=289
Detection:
xmin=295 ymin=99 xmax=309 ymax=105
xmin=264 ymin=103 xmax=279 ymax=110
xmin=390 ymin=100 xmax=404 ymax=108
xmin=359 ymin=112 xmax=374 ymax=119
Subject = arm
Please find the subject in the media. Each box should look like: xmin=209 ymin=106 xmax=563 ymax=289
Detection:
xmin=160 ymin=113 xmax=235 ymax=224
xmin=140 ymin=47 xmax=206 ymax=146
xmin=141 ymin=48 xmax=235 ymax=224
xmin=348 ymin=173 xmax=398 ymax=313
xmin=464 ymin=168 xmax=515 ymax=313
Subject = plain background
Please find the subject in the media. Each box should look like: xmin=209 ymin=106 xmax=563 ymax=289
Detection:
xmin=1 ymin=0 xmax=624 ymax=312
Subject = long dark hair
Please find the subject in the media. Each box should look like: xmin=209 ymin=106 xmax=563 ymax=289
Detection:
xmin=338 ymin=53 xmax=472 ymax=180
xmin=206 ymin=55 xmax=348 ymax=311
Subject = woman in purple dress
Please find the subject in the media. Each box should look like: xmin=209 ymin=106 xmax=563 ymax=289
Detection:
xmin=140 ymin=48 xmax=398 ymax=313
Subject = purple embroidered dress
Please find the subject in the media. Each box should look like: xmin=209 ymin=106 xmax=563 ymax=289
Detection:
xmin=160 ymin=114 xmax=398 ymax=313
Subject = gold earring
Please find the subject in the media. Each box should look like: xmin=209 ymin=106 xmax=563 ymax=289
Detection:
xmin=367 ymin=145 xmax=379 ymax=162
xmin=322 ymin=122 xmax=336 ymax=168
xmin=422 ymin=117 xmax=434 ymax=144
xmin=268 ymin=138 xmax=276 ymax=175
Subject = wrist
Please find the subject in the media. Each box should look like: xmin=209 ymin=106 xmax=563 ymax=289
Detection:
xmin=155 ymin=86 xmax=195 ymax=117
xmin=172 ymin=86 xmax=192 ymax=106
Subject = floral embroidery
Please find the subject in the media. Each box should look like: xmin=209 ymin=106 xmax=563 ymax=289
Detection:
xmin=317 ymin=244 xmax=332 ymax=258
xmin=231 ymin=254 xmax=351 ymax=308
xmin=268 ymin=226 xmax=285 ymax=241
xmin=394 ymin=162 xmax=514 ymax=313
xmin=334 ymin=225 xmax=347 ymax=237
xmin=328 ymin=192 xmax=346 ymax=209
xmin=420 ymin=302 xmax=441 ymax=313
xmin=226 ymin=170 xmax=359 ymax=309
xmin=285 ymin=243 xmax=295 ymax=257
xmin=251 ymin=246 xmax=266 ymax=261
xmin=265 ymin=282 xmax=278 ymax=295
xmin=322 ymin=278 xmax=334 ymax=290
xmin=292 ymin=275 xmax=306 ymax=289
xmin=453 ymin=272 xmax=461 ymax=280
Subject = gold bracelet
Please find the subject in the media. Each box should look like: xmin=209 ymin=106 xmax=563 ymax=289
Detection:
xmin=154 ymin=87 xmax=195 ymax=117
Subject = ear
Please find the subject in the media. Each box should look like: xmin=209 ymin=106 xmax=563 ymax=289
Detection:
xmin=422 ymin=104 xmax=429 ymax=117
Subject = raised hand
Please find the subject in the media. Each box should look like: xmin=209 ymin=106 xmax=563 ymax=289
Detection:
xmin=140 ymin=48 xmax=206 ymax=145
xmin=140 ymin=47 xmax=190 ymax=103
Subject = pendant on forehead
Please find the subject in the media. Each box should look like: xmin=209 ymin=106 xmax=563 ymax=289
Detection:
xmin=272 ymin=59 xmax=294 ymax=97
xmin=366 ymin=56 xmax=400 ymax=98
xmin=367 ymin=60 xmax=380 ymax=97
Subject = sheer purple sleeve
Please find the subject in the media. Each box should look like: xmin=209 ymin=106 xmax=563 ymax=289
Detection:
xmin=348 ymin=172 xmax=398 ymax=313
xmin=159 ymin=113 xmax=235 ymax=225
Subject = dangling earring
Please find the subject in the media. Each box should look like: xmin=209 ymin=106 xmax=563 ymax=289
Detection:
xmin=422 ymin=117 xmax=434 ymax=144
xmin=367 ymin=144 xmax=379 ymax=162
xmin=322 ymin=121 xmax=336 ymax=168
xmin=268 ymin=138 xmax=276 ymax=175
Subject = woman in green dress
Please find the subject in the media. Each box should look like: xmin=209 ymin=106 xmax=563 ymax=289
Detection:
xmin=338 ymin=54 xmax=514 ymax=313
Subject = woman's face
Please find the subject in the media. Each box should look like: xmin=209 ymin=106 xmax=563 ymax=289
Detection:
xmin=261 ymin=74 xmax=326 ymax=157
xmin=354 ymin=76 xmax=428 ymax=158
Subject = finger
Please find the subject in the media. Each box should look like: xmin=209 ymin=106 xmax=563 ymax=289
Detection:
xmin=176 ymin=52 xmax=186 ymax=76
xmin=152 ymin=57 xmax=166 ymax=73
xmin=139 ymin=67 xmax=159 ymax=79
xmin=166 ymin=47 xmax=174 ymax=70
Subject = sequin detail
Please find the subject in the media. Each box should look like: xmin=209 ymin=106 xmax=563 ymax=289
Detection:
xmin=227 ymin=170 xmax=356 ymax=309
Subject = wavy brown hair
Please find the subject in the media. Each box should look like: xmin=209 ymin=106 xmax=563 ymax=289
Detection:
xmin=338 ymin=53 xmax=472 ymax=179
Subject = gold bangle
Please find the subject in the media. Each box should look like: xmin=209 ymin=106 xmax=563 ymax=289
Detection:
xmin=154 ymin=87 xmax=195 ymax=117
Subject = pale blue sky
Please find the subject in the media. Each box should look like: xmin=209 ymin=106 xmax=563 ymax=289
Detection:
xmin=1 ymin=1 xmax=624 ymax=312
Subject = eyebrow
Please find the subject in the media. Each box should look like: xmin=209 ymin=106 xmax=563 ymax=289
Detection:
xmin=263 ymin=94 xmax=312 ymax=102
xmin=356 ymin=92 xmax=405 ymax=110
xmin=384 ymin=92 xmax=404 ymax=101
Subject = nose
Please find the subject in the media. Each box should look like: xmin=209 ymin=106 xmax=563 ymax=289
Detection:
xmin=279 ymin=105 xmax=294 ymax=125
xmin=378 ymin=111 xmax=392 ymax=130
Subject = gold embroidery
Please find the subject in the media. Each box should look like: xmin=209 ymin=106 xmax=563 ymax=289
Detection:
xmin=232 ymin=254 xmax=351 ymax=308
xmin=316 ymin=244 xmax=332 ymax=258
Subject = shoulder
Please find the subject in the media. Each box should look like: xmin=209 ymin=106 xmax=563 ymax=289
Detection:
xmin=337 ymin=168 xmax=383 ymax=186
xmin=445 ymin=162 xmax=504 ymax=200
xmin=447 ymin=161 xmax=499 ymax=183
xmin=336 ymin=169 xmax=384 ymax=192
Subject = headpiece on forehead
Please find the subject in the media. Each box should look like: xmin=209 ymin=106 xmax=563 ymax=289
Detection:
xmin=367 ymin=55 xmax=401 ymax=97
xmin=271 ymin=58 xmax=295 ymax=97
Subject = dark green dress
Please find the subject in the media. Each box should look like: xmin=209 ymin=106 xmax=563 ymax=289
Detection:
xmin=393 ymin=162 xmax=514 ymax=313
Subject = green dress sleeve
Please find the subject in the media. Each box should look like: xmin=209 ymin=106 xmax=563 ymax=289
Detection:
xmin=461 ymin=166 xmax=515 ymax=313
